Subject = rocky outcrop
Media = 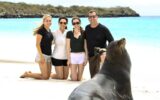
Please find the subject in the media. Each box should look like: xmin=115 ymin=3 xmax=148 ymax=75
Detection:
xmin=0 ymin=2 xmax=140 ymax=18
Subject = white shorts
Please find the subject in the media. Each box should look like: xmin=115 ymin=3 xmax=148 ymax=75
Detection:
xmin=35 ymin=54 xmax=51 ymax=63
xmin=70 ymin=52 xmax=85 ymax=64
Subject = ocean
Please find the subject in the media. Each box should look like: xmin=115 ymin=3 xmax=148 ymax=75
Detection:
xmin=0 ymin=16 xmax=160 ymax=63
xmin=0 ymin=16 xmax=160 ymax=47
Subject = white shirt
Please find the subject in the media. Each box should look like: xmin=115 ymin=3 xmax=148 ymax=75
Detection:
xmin=52 ymin=29 xmax=67 ymax=59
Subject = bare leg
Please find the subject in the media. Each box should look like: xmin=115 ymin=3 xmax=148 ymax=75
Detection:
xmin=51 ymin=66 xmax=69 ymax=80
xmin=51 ymin=66 xmax=64 ymax=79
xmin=38 ymin=62 xmax=50 ymax=79
xmin=77 ymin=64 xmax=85 ymax=81
xmin=20 ymin=62 xmax=51 ymax=80
xmin=47 ymin=62 xmax=52 ymax=78
xmin=50 ymin=73 xmax=57 ymax=79
xmin=63 ymin=66 xmax=69 ymax=79
xmin=70 ymin=64 xmax=78 ymax=81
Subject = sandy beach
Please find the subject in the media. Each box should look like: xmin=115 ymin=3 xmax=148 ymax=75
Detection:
xmin=0 ymin=37 xmax=160 ymax=100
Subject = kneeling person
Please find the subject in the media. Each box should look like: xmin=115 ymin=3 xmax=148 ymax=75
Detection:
xmin=66 ymin=17 xmax=88 ymax=81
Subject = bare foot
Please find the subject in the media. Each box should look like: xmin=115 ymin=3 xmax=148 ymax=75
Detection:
xmin=20 ymin=72 xmax=27 ymax=78
xmin=20 ymin=71 xmax=31 ymax=78
xmin=28 ymin=71 xmax=32 ymax=73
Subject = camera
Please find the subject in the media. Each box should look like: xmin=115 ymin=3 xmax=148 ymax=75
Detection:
xmin=94 ymin=47 xmax=106 ymax=56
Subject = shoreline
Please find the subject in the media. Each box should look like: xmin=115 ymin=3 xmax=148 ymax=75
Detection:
xmin=1 ymin=16 xmax=160 ymax=19
xmin=0 ymin=59 xmax=35 ymax=64
xmin=0 ymin=16 xmax=140 ymax=19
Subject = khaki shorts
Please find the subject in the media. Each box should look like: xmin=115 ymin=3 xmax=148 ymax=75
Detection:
xmin=35 ymin=54 xmax=51 ymax=63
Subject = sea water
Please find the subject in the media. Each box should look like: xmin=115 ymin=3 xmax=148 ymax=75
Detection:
xmin=0 ymin=16 xmax=160 ymax=46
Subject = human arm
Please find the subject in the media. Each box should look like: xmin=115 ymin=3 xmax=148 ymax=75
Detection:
xmin=66 ymin=38 xmax=71 ymax=66
xmin=105 ymin=27 xmax=114 ymax=43
xmin=83 ymin=39 xmax=88 ymax=66
xmin=107 ymin=29 xmax=114 ymax=43
xmin=51 ymin=32 xmax=55 ymax=44
xmin=36 ymin=34 xmax=45 ymax=64
xmin=66 ymin=31 xmax=72 ymax=66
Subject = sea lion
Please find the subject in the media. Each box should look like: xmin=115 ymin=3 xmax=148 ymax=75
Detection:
xmin=68 ymin=38 xmax=133 ymax=100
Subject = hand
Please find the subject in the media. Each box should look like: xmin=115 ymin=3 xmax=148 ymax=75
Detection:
xmin=83 ymin=59 xmax=88 ymax=66
xmin=83 ymin=56 xmax=88 ymax=66
xmin=67 ymin=60 xmax=71 ymax=67
xmin=40 ymin=56 xmax=45 ymax=64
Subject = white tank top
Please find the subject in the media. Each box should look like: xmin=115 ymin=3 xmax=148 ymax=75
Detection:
xmin=52 ymin=29 xmax=67 ymax=59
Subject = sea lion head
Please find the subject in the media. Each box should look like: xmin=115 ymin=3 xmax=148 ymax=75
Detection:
xmin=107 ymin=38 xmax=128 ymax=63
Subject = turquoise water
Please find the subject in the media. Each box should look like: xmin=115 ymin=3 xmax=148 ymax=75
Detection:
xmin=0 ymin=16 xmax=160 ymax=47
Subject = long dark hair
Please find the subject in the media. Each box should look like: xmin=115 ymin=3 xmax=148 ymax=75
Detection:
xmin=58 ymin=16 xmax=68 ymax=29
xmin=72 ymin=16 xmax=84 ymax=34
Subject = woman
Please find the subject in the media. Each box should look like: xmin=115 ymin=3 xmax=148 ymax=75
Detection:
xmin=66 ymin=17 xmax=88 ymax=81
xmin=51 ymin=17 xmax=69 ymax=79
xmin=20 ymin=14 xmax=53 ymax=79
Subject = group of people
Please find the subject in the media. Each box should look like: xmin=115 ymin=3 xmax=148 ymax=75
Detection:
xmin=20 ymin=10 xmax=114 ymax=81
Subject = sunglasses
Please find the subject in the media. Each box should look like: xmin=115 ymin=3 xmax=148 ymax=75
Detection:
xmin=60 ymin=22 xmax=67 ymax=25
xmin=72 ymin=22 xmax=80 ymax=25
xmin=44 ymin=20 xmax=51 ymax=22
xmin=88 ymin=15 xmax=97 ymax=19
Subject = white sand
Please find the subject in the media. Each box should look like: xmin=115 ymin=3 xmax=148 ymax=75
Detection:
xmin=0 ymin=37 xmax=160 ymax=100
xmin=0 ymin=63 xmax=80 ymax=100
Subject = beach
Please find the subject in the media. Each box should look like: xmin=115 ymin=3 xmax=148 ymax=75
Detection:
xmin=0 ymin=62 xmax=159 ymax=100
xmin=0 ymin=37 xmax=160 ymax=100
xmin=0 ymin=17 xmax=160 ymax=100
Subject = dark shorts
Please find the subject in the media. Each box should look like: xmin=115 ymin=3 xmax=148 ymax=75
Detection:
xmin=51 ymin=57 xmax=67 ymax=66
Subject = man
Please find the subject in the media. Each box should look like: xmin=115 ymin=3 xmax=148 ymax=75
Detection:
xmin=84 ymin=10 xmax=114 ymax=78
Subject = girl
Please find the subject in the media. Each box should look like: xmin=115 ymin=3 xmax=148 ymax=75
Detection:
xmin=51 ymin=17 xmax=69 ymax=79
xmin=20 ymin=14 xmax=53 ymax=79
xmin=66 ymin=17 xmax=88 ymax=81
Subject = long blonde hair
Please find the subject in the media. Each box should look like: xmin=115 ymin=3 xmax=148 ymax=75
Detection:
xmin=33 ymin=14 xmax=52 ymax=35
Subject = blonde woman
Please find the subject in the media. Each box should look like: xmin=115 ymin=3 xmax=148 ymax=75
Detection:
xmin=20 ymin=14 xmax=53 ymax=79
xmin=66 ymin=17 xmax=88 ymax=81
xmin=50 ymin=17 xmax=69 ymax=79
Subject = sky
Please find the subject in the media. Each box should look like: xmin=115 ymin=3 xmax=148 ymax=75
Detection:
xmin=1 ymin=0 xmax=160 ymax=16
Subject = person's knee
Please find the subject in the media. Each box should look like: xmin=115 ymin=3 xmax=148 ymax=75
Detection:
xmin=41 ymin=75 xmax=50 ymax=80
xmin=71 ymin=78 xmax=77 ymax=81
xmin=63 ymin=75 xmax=68 ymax=80
xmin=57 ymin=74 xmax=64 ymax=79
xmin=71 ymin=75 xmax=77 ymax=81
xmin=77 ymin=78 xmax=81 ymax=81
xmin=77 ymin=74 xmax=82 ymax=81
